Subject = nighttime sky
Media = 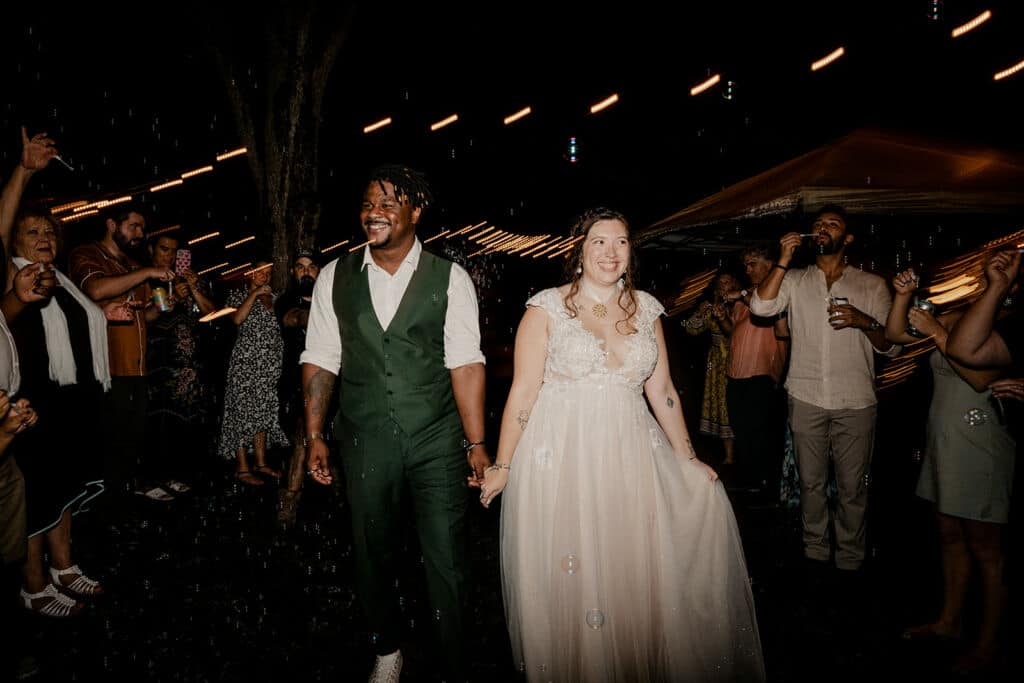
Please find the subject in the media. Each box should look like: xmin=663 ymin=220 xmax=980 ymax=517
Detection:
xmin=2 ymin=1 xmax=1023 ymax=260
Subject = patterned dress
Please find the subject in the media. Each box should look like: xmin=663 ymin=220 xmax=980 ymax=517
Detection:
xmin=217 ymin=289 xmax=289 ymax=458
xmin=500 ymin=288 xmax=764 ymax=682
xmin=684 ymin=303 xmax=733 ymax=439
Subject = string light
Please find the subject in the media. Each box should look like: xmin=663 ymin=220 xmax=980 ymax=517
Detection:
xmin=181 ymin=165 xmax=214 ymax=179
xmin=951 ymin=10 xmax=992 ymax=38
xmin=503 ymin=107 xmax=532 ymax=125
xmin=146 ymin=224 xmax=181 ymax=238
xmin=198 ymin=307 xmax=237 ymax=322
xmin=58 ymin=209 xmax=98 ymax=223
xmin=430 ymin=114 xmax=459 ymax=131
xmin=197 ymin=262 xmax=229 ymax=276
xmin=150 ymin=179 xmax=184 ymax=192
xmin=223 ymin=235 xmax=255 ymax=248
xmin=188 ymin=231 xmax=220 ymax=245
xmin=811 ymin=47 xmax=845 ymax=71
xmin=363 ymin=117 xmax=392 ymax=134
xmin=215 ymin=147 xmax=247 ymax=161
xmin=220 ymin=263 xmax=252 ymax=276
xmin=589 ymin=94 xmax=619 ymax=113
xmin=422 ymin=229 xmax=449 ymax=244
xmin=320 ymin=239 xmax=350 ymax=253
xmin=50 ymin=200 xmax=87 ymax=214
xmin=994 ymin=58 xmax=1024 ymax=81
xmin=690 ymin=74 xmax=721 ymax=96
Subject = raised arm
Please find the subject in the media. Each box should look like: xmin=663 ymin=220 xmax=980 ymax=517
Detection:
xmin=885 ymin=268 xmax=921 ymax=345
xmin=1 ymin=127 xmax=57 ymax=252
xmin=645 ymin=317 xmax=717 ymax=481
xmin=946 ymin=250 xmax=1019 ymax=370
xmin=478 ymin=305 xmax=549 ymax=508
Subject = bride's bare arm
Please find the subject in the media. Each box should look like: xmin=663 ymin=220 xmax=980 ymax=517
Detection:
xmin=644 ymin=318 xmax=717 ymax=481
xmin=479 ymin=306 xmax=549 ymax=508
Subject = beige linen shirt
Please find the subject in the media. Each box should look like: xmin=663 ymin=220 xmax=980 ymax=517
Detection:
xmin=750 ymin=265 xmax=899 ymax=409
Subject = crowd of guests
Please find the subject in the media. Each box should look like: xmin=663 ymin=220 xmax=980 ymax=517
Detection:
xmin=0 ymin=128 xmax=1019 ymax=682
xmin=0 ymin=129 xmax=323 ymax=678
xmin=683 ymin=205 xmax=1020 ymax=677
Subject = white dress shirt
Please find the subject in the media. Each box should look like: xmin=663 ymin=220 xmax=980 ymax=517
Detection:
xmin=300 ymin=239 xmax=485 ymax=373
xmin=750 ymin=264 xmax=899 ymax=410
xmin=0 ymin=314 xmax=20 ymax=396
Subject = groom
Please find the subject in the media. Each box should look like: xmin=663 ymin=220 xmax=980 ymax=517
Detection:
xmin=301 ymin=164 xmax=489 ymax=682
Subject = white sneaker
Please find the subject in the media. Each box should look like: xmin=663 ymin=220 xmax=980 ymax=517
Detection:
xmin=368 ymin=650 xmax=402 ymax=683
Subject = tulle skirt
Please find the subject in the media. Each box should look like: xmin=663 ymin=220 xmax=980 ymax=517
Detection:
xmin=500 ymin=380 xmax=764 ymax=682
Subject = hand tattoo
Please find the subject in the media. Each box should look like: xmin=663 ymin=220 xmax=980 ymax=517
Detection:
xmin=516 ymin=409 xmax=530 ymax=430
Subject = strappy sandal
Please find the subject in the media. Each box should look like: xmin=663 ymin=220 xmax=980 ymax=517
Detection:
xmin=50 ymin=564 xmax=104 ymax=597
xmin=235 ymin=470 xmax=265 ymax=486
xmin=20 ymin=584 xmax=84 ymax=618
xmin=254 ymin=464 xmax=282 ymax=479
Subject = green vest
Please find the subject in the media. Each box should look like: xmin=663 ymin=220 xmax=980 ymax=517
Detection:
xmin=332 ymin=249 xmax=462 ymax=438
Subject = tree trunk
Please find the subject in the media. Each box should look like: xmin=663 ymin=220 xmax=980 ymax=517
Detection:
xmin=206 ymin=5 xmax=352 ymax=290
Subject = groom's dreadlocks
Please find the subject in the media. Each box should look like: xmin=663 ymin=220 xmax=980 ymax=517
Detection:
xmin=367 ymin=164 xmax=433 ymax=210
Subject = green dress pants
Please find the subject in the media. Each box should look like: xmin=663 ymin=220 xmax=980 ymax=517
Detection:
xmin=340 ymin=416 xmax=468 ymax=676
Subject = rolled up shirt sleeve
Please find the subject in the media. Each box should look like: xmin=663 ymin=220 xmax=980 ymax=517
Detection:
xmin=444 ymin=263 xmax=486 ymax=369
xmin=867 ymin=278 xmax=902 ymax=357
xmin=750 ymin=271 xmax=794 ymax=318
xmin=299 ymin=260 xmax=341 ymax=374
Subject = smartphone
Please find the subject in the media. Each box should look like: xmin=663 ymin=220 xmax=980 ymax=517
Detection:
xmin=175 ymin=248 xmax=192 ymax=277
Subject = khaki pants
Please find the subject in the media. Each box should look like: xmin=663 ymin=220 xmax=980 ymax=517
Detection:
xmin=789 ymin=397 xmax=877 ymax=570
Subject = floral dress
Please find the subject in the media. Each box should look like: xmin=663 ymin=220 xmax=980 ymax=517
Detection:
xmin=684 ymin=303 xmax=733 ymax=439
xmin=216 ymin=289 xmax=289 ymax=458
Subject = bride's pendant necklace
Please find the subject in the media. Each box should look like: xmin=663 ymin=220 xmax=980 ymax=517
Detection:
xmin=579 ymin=280 xmax=618 ymax=319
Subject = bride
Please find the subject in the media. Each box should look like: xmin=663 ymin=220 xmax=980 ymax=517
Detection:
xmin=477 ymin=208 xmax=765 ymax=681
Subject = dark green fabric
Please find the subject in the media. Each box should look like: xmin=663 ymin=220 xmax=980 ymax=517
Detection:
xmin=332 ymin=250 xmax=461 ymax=440
xmin=329 ymin=249 xmax=469 ymax=676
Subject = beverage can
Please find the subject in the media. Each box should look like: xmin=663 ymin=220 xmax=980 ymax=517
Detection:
xmin=151 ymin=287 xmax=172 ymax=312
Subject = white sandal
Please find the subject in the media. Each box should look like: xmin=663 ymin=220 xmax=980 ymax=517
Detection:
xmin=50 ymin=564 xmax=104 ymax=596
xmin=20 ymin=584 xmax=83 ymax=618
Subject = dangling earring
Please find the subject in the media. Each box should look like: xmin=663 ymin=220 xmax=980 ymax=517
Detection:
xmin=617 ymin=276 xmax=625 ymax=290
xmin=576 ymin=265 xmax=582 ymax=275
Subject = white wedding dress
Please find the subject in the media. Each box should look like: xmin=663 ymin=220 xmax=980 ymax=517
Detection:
xmin=500 ymin=288 xmax=765 ymax=682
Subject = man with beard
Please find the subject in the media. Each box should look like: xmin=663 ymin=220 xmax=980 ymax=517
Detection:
xmin=750 ymin=205 xmax=898 ymax=582
xmin=275 ymin=249 xmax=321 ymax=526
xmin=69 ymin=204 xmax=175 ymax=504
xmin=301 ymin=165 xmax=488 ymax=682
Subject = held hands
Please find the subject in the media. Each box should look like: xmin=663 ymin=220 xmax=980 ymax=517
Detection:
xmin=710 ymin=303 xmax=727 ymax=320
xmin=477 ymin=466 xmax=508 ymax=509
xmin=20 ymin=127 xmax=58 ymax=172
xmin=465 ymin=444 xmax=490 ymax=489
xmin=828 ymin=303 xmax=872 ymax=331
xmin=305 ymin=438 xmax=333 ymax=485
xmin=984 ymin=249 xmax=1021 ymax=298
xmin=892 ymin=268 xmax=920 ymax=296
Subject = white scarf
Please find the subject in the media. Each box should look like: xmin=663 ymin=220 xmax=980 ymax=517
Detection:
xmin=11 ymin=257 xmax=111 ymax=391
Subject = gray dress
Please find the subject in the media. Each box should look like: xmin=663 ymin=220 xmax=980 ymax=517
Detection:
xmin=917 ymin=351 xmax=1015 ymax=523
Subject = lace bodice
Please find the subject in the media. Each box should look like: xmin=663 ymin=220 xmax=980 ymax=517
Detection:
xmin=526 ymin=287 xmax=665 ymax=390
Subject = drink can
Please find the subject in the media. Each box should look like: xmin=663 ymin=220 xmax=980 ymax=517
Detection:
xmin=151 ymin=287 xmax=172 ymax=312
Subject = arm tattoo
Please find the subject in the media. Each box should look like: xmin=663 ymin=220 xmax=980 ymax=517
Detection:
xmin=666 ymin=397 xmax=675 ymax=408
xmin=305 ymin=369 xmax=336 ymax=422
xmin=516 ymin=409 xmax=530 ymax=430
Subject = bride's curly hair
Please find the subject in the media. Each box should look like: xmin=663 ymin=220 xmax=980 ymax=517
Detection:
xmin=562 ymin=207 xmax=638 ymax=335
